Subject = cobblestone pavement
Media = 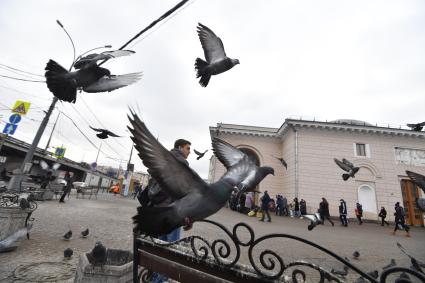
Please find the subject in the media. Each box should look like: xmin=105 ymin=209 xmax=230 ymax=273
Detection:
xmin=1 ymin=192 xmax=424 ymax=282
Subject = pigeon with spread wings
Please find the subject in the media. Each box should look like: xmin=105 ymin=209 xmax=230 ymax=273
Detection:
xmin=194 ymin=149 xmax=208 ymax=160
xmin=90 ymin=126 xmax=121 ymax=139
xmin=45 ymin=50 xmax=142 ymax=103
xmin=334 ymin=158 xmax=360 ymax=181
xmin=128 ymin=111 xmax=250 ymax=236
xmin=406 ymin=122 xmax=425 ymax=132
xmin=194 ymin=23 xmax=239 ymax=87
xmin=405 ymin=170 xmax=425 ymax=211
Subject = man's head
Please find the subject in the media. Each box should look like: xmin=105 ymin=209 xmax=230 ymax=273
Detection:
xmin=174 ymin=139 xmax=191 ymax=159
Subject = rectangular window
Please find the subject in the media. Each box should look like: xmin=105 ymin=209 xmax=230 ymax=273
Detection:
xmin=356 ymin=143 xmax=366 ymax=156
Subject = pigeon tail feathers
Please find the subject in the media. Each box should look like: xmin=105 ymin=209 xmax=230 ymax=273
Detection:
xmin=195 ymin=58 xmax=211 ymax=87
xmin=45 ymin=60 xmax=77 ymax=103
xmin=342 ymin=174 xmax=350 ymax=181
xmin=133 ymin=206 xmax=180 ymax=237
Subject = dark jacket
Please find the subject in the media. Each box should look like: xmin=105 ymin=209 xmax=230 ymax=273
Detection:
xmin=261 ymin=192 xmax=271 ymax=210
xmin=300 ymin=200 xmax=307 ymax=215
xmin=294 ymin=199 xmax=300 ymax=211
xmin=339 ymin=201 xmax=347 ymax=215
xmin=319 ymin=201 xmax=330 ymax=217
xmin=64 ymin=173 xmax=72 ymax=190
xmin=378 ymin=208 xmax=387 ymax=218
xmin=394 ymin=206 xmax=405 ymax=221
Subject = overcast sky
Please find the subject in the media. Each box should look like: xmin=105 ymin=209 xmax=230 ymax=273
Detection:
xmin=1 ymin=0 xmax=424 ymax=178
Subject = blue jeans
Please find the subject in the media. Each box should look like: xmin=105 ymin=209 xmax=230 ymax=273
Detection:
xmin=151 ymin=228 xmax=181 ymax=283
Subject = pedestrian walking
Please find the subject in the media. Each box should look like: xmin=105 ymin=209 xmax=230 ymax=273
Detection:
xmin=378 ymin=207 xmax=389 ymax=226
xmin=260 ymin=191 xmax=272 ymax=222
xmin=276 ymin=195 xmax=283 ymax=216
xmin=319 ymin=197 xmax=334 ymax=226
xmin=294 ymin=197 xmax=301 ymax=217
xmin=339 ymin=199 xmax=348 ymax=227
xmin=59 ymin=171 xmax=73 ymax=203
xmin=392 ymin=202 xmax=410 ymax=237
xmin=355 ymin=202 xmax=363 ymax=225
xmin=282 ymin=196 xmax=288 ymax=216
xmin=300 ymin=199 xmax=307 ymax=216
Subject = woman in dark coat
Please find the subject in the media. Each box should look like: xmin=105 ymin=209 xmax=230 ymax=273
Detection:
xmin=393 ymin=202 xmax=410 ymax=237
xmin=300 ymin=199 xmax=307 ymax=215
xmin=378 ymin=206 xmax=389 ymax=226
xmin=319 ymin=197 xmax=334 ymax=226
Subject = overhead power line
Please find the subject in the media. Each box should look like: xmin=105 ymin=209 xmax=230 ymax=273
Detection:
xmin=0 ymin=74 xmax=45 ymax=83
xmin=0 ymin=63 xmax=44 ymax=77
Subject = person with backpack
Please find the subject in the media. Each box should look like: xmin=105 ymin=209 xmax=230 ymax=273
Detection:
xmin=319 ymin=198 xmax=334 ymax=226
xmin=393 ymin=202 xmax=410 ymax=237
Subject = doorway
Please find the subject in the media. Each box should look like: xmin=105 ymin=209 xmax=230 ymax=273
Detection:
xmin=400 ymin=179 xmax=424 ymax=226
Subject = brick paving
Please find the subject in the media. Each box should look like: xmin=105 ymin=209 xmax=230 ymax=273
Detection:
xmin=0 ymin=192 xmax=424 ymax=282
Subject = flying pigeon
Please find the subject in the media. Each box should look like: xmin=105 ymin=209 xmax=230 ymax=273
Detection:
xmin=405 ymin=171 xmax=425 ymax=211
xmin=45 ymin=50 xmax=142 ymax=103
xmin=406 ymin=122 xmax=425 ymax=132
xmin=212 ymin=138 xmax=274 ymax=194
xmin=330 ymin=266 xmax=349 ymax=277
xmin=353 ymin=250 xmax=360 ymax=259
xmin=382 ymin=259 xmax=396 ymax=270
xmin=87 ymin=241 xmax=107 ymax=267
xmin=304 ymin=212 xmax=322 ymax=231
xmin=334 ymin=158 xmax=360 ymax=181
xmin=89 ymin=126 xmax=121 ymax=139
xmin=40 ymin=160 xmax=61 ymax=172
xmin=81 ymin=228 xmax=89 ymax=238
xmin=64 ymin=248 xmax=73 ymax=259
xmin=273 ymin=156 xmax=288 ymax=169
xmin=0 ymin=227 xmax=31 ymax=253
xmin=193 ymin=149 xmax=208 ymax=160
xmin=128 ymin=111 xmax=256 ymax=236
xmin=63 ymin=230 xmax=72 ymax=240
xmin=194 ymin=23 xmax=240 ymax=87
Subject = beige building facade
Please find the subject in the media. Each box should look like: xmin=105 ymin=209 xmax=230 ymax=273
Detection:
xmin=208 ymin=119 xmax=425 ymax=225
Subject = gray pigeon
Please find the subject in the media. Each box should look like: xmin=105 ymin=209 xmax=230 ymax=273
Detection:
xmin=330 ymin=266 xmax=349 ymax=277
xmin=406 ymin=171 xmax=425 ymax=212
xmin=212 ymin=138 xmax=274 ymax=194
xmin=0 ymin=227 xmax=31 ymax=253
xmin=128 ymin=111 xmax=254 ymax=236
xmin=90 ymin=126 xmax=121 ymax=139
xmin=334 ymin=158 xmax=360 ymax=181
xmin=64 ymin=248 xmax=73 ymax=259
xmin=45 ymin=50 xmax=142 ymax=103
xmin=195 ymin=23 xmax=239 ymax=87
xmin=81 ymin=228 xmax=89 ymax=238
xmin=273 ymin=156 xmax=288 ymax=169
xmin=304 ymin=212 xmax=322 ymax=231
xmin=406 ymin=122 xmax=425 ymax=131
xmin=63 ymin=230 xmax=72 ymax=240
xmin=353 ymin=250 xmax=360 ymax=259
xmin=194 ymin=149 xmax=208 ymax=160
xmin=88 ymin=241 xmax=107 ymax=266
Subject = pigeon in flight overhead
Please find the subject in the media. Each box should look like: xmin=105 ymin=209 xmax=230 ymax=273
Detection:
xmin=273 ymin=156 xmax=288 ymax=169
xmin=90 ymin=126 xmax=121 ymax=139
xmin=64 ymin=248 xmax=73 ymax=259
xmin=63 ymin=230 xmax=72 ymax=240
xmin=81 ymin=228 xmax=89 ymax=238
xmin=128 ymin=111 xmax=255 ymax=236
xmin=406 ymin=122 xmax=425 ymax=132
xmin=194 ymin=23 xmax=240 ymax=87
xmin=212 ymin=138 xmax=274 ymax=193
xmin=406 ymin=171 xmax=425 ymax=212
xmin=45 ymin=50 xmax=142 ymax=103
xmin=193 ymin=149 xmax=208 ymax=160
xmin=88 ymin=241 xmax=107 ymax=267
xmin=334 ymin=158 xmax=360 ymax=181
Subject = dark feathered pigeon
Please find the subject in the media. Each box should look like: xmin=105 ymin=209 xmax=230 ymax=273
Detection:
xmin=194 ymin=23 xmax=239 ymax=87
xmin=81 ymin=228 xmax=89 ymax=238
xmin=406 ymin=122 xmax=425 ymax=132
xmin=334 ymin=158 xmax=360 ymax=181
xmin=45 ymin=50 xmax=142 ymax=103
xmin=353 ymin=250 xmax=360 ymax=259
xmin=90 ymin=126 xmax=121 ymax=139
xmin=273 ymin=156 xmax=287 ymax=169
xmin=88 ymin=241 xmax=107 ymax=266
xmin=63 ymin=230 xmax=72 ymax=240
xmin=382 ymin=259 xmax=396 ymax=270
xmin=194 ymin=149 xmax=208 ymax=160
xmin=331 ymin=266 xmax=349 ymax=277
xmin=406 ymin=171 xmax=425 ymax=212
xmin=212 ymin=138 xmax=274 ymax=193
xmin=128 ymin=111 xmax=251 ymax=236
xmin=19 ymin=198 xmax=30 ymax=210
xmin=64 ymin=248 xmax=73 ymax=259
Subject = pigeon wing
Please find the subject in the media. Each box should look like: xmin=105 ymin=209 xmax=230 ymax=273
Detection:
xmin=74 ymin=50 xmax=136 ymax=69
xmin=83 ymin=73 xmax=142 ymax=93
xmin=342 ymin=158 xmax=354 ymax=168
xmin=52 ymin=163 xmax=61 ymax=171
xmin=193 ymin=149 xmax=202 ymax=156
xmin=128 ymin=111 xmax=208 ymax=200
xmin=90 ymin=126 xmax=104 ymax=133
xmin=212 ymin=137 xmax=246 ymax=169
xmin=197 ymin=23 xmax=226 ymax=64
xmin=334 ymin=158 xmax=351 ymax=172
xmin=40 ymin=160 xmax=49 ymax=170
xmin=104 ymin=130 xmax=121 ymax=137
xmin=406 ymin=171 xmax=425 ymax=191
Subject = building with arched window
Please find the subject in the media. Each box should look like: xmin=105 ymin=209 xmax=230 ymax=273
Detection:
xmin=208 ymin=119 xmax=425 ymax=225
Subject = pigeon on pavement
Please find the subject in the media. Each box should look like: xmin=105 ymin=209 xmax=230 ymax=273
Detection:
xmin=194 ymin=149 xmax=208 ymax=160
xmin=353 ymin=250 xmax=360 ymax=259
xmin=64 ymin=248 xmax=73 ymax=259
xmin=128 ymin=111 xmax=258 ymax=236
xmin=81 ymin=228 xmax=89 ymax=238
xmin=406 ymin=171 xmax=425 ymax=212
xmin=195 ymin=23 xmax=239 ymax=87
xmin=63 ymin=230 xmax=72 ymax=240
xmin=45 ymin=50 xmax=142 ymax=103
xmin=90 ymin=126 xmax=121 ymax=139
xmin=331 ymin=266 xmax=349 ymax=277
xmin=334 ymin=158 xmax=360 ymax=181
xmin=406 ymin=122 xmax=425 ymax=132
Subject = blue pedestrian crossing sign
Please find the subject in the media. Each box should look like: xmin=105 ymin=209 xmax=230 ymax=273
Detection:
xmin=9 ymin=114 xmax=22 ymax=124
xmin=54 ymin=147 xmax=66 ymax=158
xmin=2 ymin=123 xmax=18 ymax=135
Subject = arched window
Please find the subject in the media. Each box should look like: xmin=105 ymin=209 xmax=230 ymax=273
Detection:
xmin=358 ymin=184 xmax=377 ymax=214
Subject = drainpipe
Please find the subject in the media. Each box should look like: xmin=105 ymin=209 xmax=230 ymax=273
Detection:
xmin=290 ymin=125 xmax=299 ymax=198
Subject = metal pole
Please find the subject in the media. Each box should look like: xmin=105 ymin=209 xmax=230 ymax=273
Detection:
xmin=95 ymin=142 xmax=102 ymax=163
xmin=45 ymin=111 xmax=60 ymax=151
xmin=0 ymin=133 xmax=7 ymax=154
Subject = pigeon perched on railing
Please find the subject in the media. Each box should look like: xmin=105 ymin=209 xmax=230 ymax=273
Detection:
xmin=63 ymin=230 xmax=72 ymax=240
xmin=45 ymin=50 xmax=142 ymax=103
xmin=194 ymin=23 xmax=239 ymax=87
xmin=334 ymin=158 xmax=360 ymax=181
xmin=81 ymin=228 xmax=89 ymax=238
xmin=89 ymin=126 xmax=121 ymax=139
xmin=406 ymin=122 xmax=425 ymax=131
xmin=64 ymin=248 xmax=73 ymax=259
xmin=128 ymin=110 xmax=261 ymax=236
xmin=193 ymin=149 xmax=208 ymax=160
xmin=87 ymin=241 xmax=107 ymax=267
xmin=405 ymin=171 xmax=425 ymax=212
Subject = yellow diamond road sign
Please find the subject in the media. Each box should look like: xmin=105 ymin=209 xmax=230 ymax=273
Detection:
xmin=12 ymin=100 xmax=31 ymax=115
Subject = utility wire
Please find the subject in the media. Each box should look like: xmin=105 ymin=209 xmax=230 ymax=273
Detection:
xmin=0 ymin=74 xmax=45 ymax=82
xmin=0 ymin=65 xmax=43 ymax=80
xmin=0 ymin=63 xmax=44 ymax=77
